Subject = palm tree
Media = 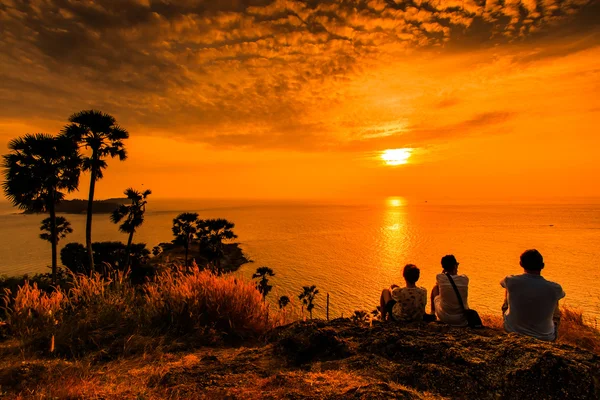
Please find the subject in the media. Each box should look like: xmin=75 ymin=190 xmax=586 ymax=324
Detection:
xmin=252 ymin=266 xmax=275 ymax=300
xmin=298 ymin=285 xmax=319 ymax=319
xmin=3 ymin=134 xmax=81 ymax=282
xmin=40 ymin=216 xmax=73 ymax=244
xmin=63 ymin=110 xmax=128 ymax=272
xmin=278 ymin=295 xmax=290 ymax=310
xmin=172 ymin=212 xmax=199 ymax=267
xmin=196 ymin=218 xmax=237 ymax=273
xmin=110 ymin=188 xmax=151 ymax=269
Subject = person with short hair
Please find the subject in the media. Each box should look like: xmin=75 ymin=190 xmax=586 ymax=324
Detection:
xmin=380 ymin=264 xmax=427 ymax=322
xmin=430 ymin=255 xmax=469 ymax=326
xmin=501 ymin=249 xmax=565 ymax=341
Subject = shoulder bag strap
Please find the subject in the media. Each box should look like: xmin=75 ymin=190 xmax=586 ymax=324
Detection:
xmin=445 ymin=273 xmax=466 ymax=311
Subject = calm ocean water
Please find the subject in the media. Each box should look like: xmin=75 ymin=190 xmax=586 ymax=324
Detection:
xmin=1 ymin=199 xmax=599 ymax=321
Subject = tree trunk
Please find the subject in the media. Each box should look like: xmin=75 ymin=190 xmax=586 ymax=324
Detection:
xmin=86 ymin=162 xmax=97 ymax=274
xmin=184 ymin=239 xmax=189 ymax=268
xmin=48 ymin=199 xmax=58 ymax=284
xmin=125 ymin=230 xmax=134 ymax=270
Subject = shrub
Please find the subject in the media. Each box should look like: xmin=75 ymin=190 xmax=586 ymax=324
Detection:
xmin=2 ymin=282 xmax=66 ymax=339
xmin=61 ymin=241 xmax=153 ymax=282
xmin=142 ymin=266 xmax=273 ymax=339
xmin=1 ymin=266 xmax=278 ymax=356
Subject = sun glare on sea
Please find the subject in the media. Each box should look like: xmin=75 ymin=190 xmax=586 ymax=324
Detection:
xmin=381 ymin=148 xmax=413 ymax=166
xmin=387 ymin=197 xmax=405 ymax=207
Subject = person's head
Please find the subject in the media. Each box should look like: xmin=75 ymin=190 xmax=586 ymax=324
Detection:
xmin=403 ymin=264 xmax=420 ymax=285
xmin=441 ymin=254 xmax=459 ymax=274
xmin=520 ymin=249 xmax=544 ymax=272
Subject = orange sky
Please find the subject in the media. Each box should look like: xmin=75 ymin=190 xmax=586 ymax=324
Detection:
xmin=1 ymin=0 xmax=599 ymax=202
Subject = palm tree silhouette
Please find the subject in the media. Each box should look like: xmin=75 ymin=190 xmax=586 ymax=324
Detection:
xmin=298 ymin=285 xmax=319 ymax=319
xmin=3 ymin=134 xmax=81 ymax=282
xmin=252 ymin=266 xmax=275 ymax=300
xmin=172 ymin=212 xmax=199 ymax=267
xmin=40 ymin=216 xmax=73 ymax=244
xmin=278 ymin=295 xmax=291 ymax=309
xmin=197 ymin=218 xmax=237 ymax=273
xmin=110 ymin=188 xmax=151 ymax=269
xmin=63 ymin=110 xmax=128 ymax=272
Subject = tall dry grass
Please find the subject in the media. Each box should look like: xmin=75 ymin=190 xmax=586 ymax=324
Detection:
xmin=1 ymin=265 xmax=281 ymax=356
xmin=557 ymin=306 xmax=600 ymax=354
xmin=2 ymin=283 xmax=65 ymax=338
xmin=142 ymin=266 xmax=273 ymax=338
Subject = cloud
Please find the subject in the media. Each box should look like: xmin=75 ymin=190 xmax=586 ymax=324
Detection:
xmin=0 ymin=0 xmax=597 ymax=152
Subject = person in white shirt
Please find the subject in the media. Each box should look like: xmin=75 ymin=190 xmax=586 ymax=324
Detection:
xmin=501 ymin=249 xmax=565 ymax=341
xmin=430 ymin=255 xmax=469 ymax=327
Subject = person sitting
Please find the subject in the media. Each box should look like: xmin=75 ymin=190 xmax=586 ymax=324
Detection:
xmin=380 ymin=264 xmax=427 ymax=322
xmin=431 ymin=254 xmax=469 ymax=327
xmin=500 ymin=249 xmax=565 ymax=341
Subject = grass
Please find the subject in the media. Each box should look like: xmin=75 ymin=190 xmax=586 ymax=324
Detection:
xmin=1 ymin=265 xmax=282 ymax=357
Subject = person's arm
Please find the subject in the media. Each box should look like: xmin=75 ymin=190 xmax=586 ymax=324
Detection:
xmin=501 ymin=290 xmax=508 ymax=315
xmin=553 ymin=301 xmax=561 ymax=341
xmin=430 ymin=283 xmax=439 ymax=314
xmin=500 ymin=277 xmax=508 ymax=314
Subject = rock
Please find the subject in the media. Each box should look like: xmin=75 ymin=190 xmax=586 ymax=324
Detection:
xmin=269 ymin=319 xmax=600 ymax=399
xmin=273 ymin=321 xmax=353 ymax=365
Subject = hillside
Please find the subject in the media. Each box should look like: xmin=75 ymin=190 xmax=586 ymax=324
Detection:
xmin=23 ymin=198 xmax=128 ymax=214
xmin=1 ymin=319 xmax=598 ymax=399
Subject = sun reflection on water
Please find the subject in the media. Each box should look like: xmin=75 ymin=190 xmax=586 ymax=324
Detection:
xmin=387 ymin=197 xmax=405 ymax=207
xmin=376 ymin=197 xmax=411 ymax=284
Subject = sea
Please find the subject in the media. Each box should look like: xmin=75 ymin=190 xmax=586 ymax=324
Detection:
xmin=1 ymin=199 xmax=599 ymax=321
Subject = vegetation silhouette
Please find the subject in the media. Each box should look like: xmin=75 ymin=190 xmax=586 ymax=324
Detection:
xmin=40 ymin=216 xmax=73 ymax=245
xmin=63 ymin=110 xmax=128 ymax=273
xmin=110 ymin=188 xmax=151 ymax=269
xmin=252 ymin=266 xmax=275 ymax=300
xmin=197 ymin=218 xmax=237 ymax=273
xmin=60 ymin=241 xmax=150 ymax=277
xmin=278 ymin=295 xmax=291 ymax=309
xmin=172 ymin=212 xmax=199 ymax=267
xmin=2 ymin=134 xmax=81 ymax=282
xmin=299 ymin=285 xmax=319 ymax=319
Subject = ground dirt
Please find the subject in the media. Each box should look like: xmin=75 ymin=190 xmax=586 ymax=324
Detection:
xmin=1 ymin=319 xmax=598 ymax=399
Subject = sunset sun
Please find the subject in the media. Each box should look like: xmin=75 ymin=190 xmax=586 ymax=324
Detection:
xmin=381 ymin=148 xmax=413 ymax=166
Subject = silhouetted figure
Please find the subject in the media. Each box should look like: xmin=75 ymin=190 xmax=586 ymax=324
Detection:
xmin=430 ymin=255 xmax=469 ymax=326
xmin=380 ymin=264 xmax=427 ymax=322
xmin=501 ymin=249 xmax=565 ymax=341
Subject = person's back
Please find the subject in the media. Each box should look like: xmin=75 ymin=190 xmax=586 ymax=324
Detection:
xmin=381 ymin=264 xmax=427 ymax=322
xmin=431 ymin=255 xmax=469 ymax=327
xmin=501 ymin=249 xmax=565 ymax=341
xmin=435 ymin=273 xmax=469 ymax=326
xmin=390 ymin=285 xmax=427 ymax=322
